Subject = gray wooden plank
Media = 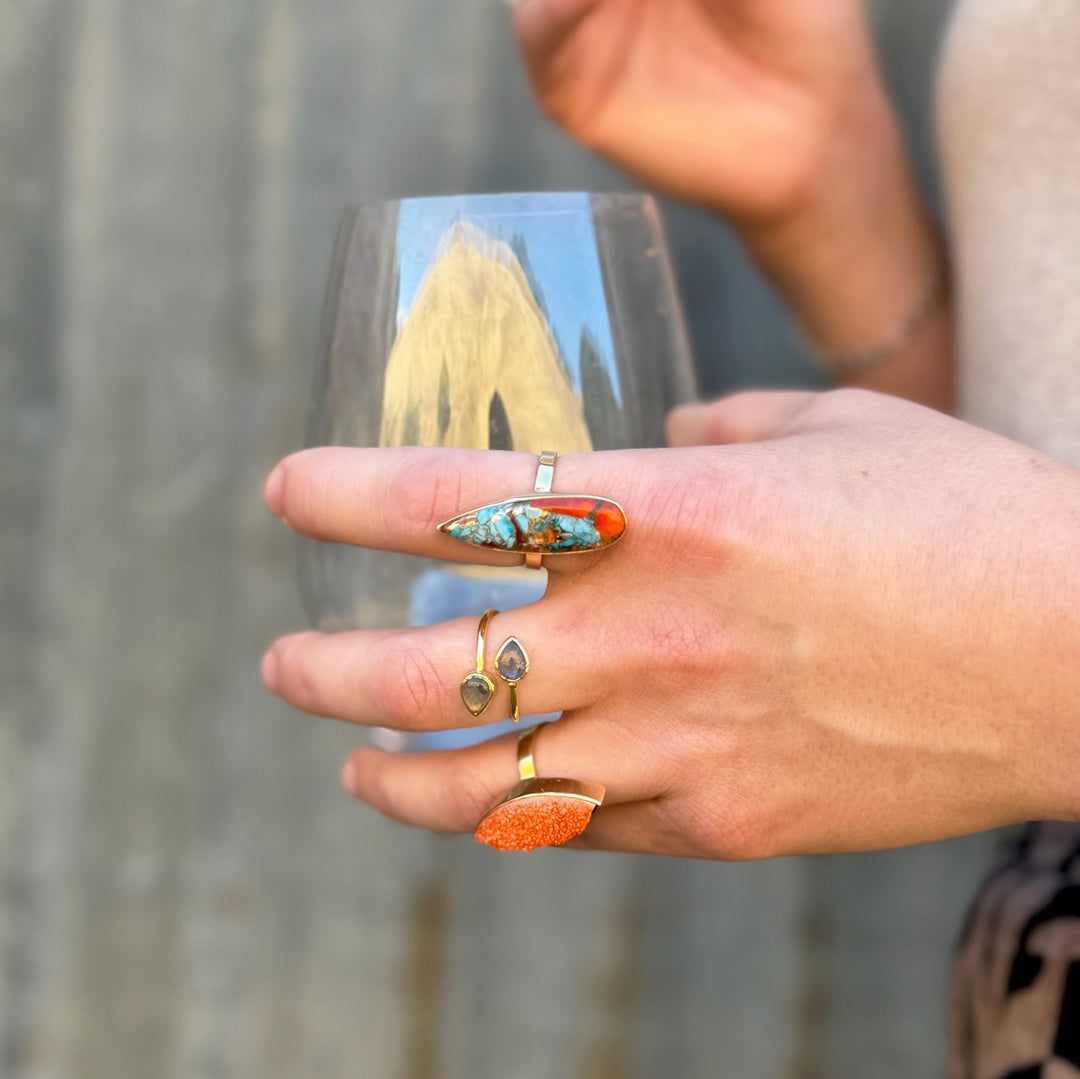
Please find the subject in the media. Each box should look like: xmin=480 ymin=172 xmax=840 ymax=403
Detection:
xmin=815 ymin=834 xmax=1000 ymax=1079
xmin=631 ymin=857 xmax=806 ymax=1079
xmin=5 ymin=1 xmax=425 ymax=1075
xmin=438 ymin=845 xmax=639 ymax=1079
xmin=0 ymin=2 xmax=81 ymax=1076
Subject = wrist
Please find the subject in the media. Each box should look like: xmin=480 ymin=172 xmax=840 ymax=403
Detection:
xmin=733 ymin=90 xmax=947 ymax=374
xmin=1038 ymin=477 xmax=1080 ymax=823
xmin=1001 ymin=462 xmax=1080 ymax=824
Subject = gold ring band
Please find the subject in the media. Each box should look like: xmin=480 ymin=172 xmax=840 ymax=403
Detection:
xmin=458 ymin=612 xmax=530 ymax=724
xmin=475 ymin=608 xmax=495 ymax=672
xmin=473 ymin=723 xmax=606 ymax=852
xmin=517 ymin=721 xmax=540 ymax=781
xmin=459 ymin=609 xmax=497 ymax=717
xmin=525 ymin=450 xmax=558 ymax=570
xmin=494 ymin=634 xmax=529 ymax=723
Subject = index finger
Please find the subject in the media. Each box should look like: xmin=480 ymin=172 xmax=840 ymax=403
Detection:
xmin=264 ymin=446 xmax=636 ymax=565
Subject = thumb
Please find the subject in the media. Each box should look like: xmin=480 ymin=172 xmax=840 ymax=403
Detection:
xmin=666 ymin=390 xmax=821 ymax=446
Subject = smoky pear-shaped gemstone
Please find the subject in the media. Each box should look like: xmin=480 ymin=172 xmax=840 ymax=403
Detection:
xmin=460 ymin=672 xmax=494 ymax=716
xmin=495 ymin=637 xmax=528 ymax=683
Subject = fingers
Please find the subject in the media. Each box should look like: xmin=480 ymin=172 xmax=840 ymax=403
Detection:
xmin=513 ymin=0 xmax=599 ymax=67
xmin=262 ymin=603 xmax=598 ymax=730
xmin=666 ymin=391 xmax=820 ymax=447
xmin=342 ymin=715 xmax=658 ymax=833
xmin=264 ymin=446 xmax=633 ymax=568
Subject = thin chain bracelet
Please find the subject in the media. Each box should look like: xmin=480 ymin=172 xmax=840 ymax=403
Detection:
xmin=801 ymin=266 xmax=948 ymax=380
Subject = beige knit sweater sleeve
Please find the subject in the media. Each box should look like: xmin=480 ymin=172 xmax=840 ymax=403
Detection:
xmin=938 ymin=0 xmax=1080 ymax=467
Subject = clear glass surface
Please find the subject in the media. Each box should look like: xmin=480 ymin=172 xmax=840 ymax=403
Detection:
xmin=300 ymin=192 xmax=696 ymax=747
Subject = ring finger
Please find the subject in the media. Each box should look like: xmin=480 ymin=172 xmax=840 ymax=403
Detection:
xmin=343 ymin=713 xmax=667 ymax=833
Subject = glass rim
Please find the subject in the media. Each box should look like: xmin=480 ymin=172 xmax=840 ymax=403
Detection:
xmin=338 ymin=190 xmax=658 ymax=213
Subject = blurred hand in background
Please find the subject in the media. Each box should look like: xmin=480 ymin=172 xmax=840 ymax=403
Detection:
xmin=513 ymin=0 xmax=953 ymax=409
xmin=514 ymin=0 xmax=883 ymax=227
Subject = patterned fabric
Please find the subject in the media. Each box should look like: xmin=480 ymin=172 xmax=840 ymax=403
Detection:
xmin=947 ymin=823 xmax=1080 ymax=1078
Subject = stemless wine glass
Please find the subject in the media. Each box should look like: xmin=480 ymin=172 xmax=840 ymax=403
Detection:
xmin=300 ymin=192 xmax=696 ymax=750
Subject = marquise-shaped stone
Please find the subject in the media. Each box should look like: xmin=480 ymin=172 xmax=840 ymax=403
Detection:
xmin=438 ymin=495 xmax=626 ymax=555
xmin=460 ymin=672 xmax=495 ymax=716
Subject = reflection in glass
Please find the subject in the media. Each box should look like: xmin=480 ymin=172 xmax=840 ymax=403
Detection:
xmin=380 ymin=220 xmax=593 ymax=453
xmin=301 ymin=193 xmax=696 ymax=748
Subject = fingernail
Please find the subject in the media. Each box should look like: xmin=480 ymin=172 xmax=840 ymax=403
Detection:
xmin=264 ymin=465 xmax=285 ymax=517
xmin=341 ymin=756 xmax=361 ymax=796
xmin=260 ymin=647 xmax=280 ymax=694
xmin=665 ymin=403 xmax=707 ymax=447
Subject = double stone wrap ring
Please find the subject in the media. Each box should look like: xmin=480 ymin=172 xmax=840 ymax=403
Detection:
xmin=459 ymin=608 xmax=529 ymax=723
xmin=439 ymin=451 xmax=625 ymax=851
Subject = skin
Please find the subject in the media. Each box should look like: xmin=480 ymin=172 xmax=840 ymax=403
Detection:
xmin=261 ymin=391 xmax=1080 ymax=858
xmin=260 ymin=3 xmax=1079 ymax=855
xmin=513 ymin=0 xmax=953 ymax=409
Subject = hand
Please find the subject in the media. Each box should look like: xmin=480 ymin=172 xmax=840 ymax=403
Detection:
xmin=512 ymin=1 xmax=954 ymax=411
xmin=513 ymin=0 xmax=887 ymax=226
xmin=260 ymin=390 xmax=1080 ymax=858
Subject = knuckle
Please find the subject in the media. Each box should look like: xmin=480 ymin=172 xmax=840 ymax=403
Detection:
xmin=637 ymin=472 xmax=725 ymax=545
xmin=634 ymin=458 xmax=773 ymax=561
xmin=814 ymin=387 xmax=883 ymax=430
xmin=390 ymin=455 xmax=466 ymax=535
xmin=603 ymin=596 xmax=728 ymax=688
xmin=698 ymin=393 xmax=763 ymax=444
xmin=635 ymin=604 xmax=719 ymax=682
xmin=533 ymin=79 xmax=598 ymax=144
xmin=668 ymin=798 xmax=772 ymax=862
xmin=827 ymin=386 xmax=874 ymax=411
xmin=711 ymin=809 xmax=772 ymax=862
xmin=654 ymin=740 xmax=775 ymax=860
xmin=438 ymin=766 xmax=493 ymax=831
xmin=376 ymin=641 xmax=446 ymax=727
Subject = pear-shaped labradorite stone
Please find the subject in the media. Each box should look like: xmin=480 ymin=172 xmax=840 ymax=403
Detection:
xmin=460 ymin=673 xmax=494 ymax=716
xmin=496 ymin=638 xmax=528 ymax=683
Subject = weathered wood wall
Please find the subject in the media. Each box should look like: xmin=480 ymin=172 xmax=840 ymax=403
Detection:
xmin=0 ymin=2 xmax=999 ymax=1077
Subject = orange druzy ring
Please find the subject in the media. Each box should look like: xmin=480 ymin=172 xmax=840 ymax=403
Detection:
xmin=473 ymin=723 xmax=605 ymax=852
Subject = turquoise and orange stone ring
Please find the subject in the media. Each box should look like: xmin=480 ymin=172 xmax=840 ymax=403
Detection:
xmin=437 ymin=451 xmax=626 ymax=569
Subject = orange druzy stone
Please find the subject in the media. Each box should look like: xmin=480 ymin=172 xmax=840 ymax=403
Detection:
xmin=474 ymin=796 xmax=596 ymax=852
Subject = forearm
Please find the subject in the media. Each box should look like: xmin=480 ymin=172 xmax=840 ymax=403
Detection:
xmin=1014 ymin=460 xmax=1080 ymax=822
xmin=734 ymin=94 xmax=956 ymax=411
